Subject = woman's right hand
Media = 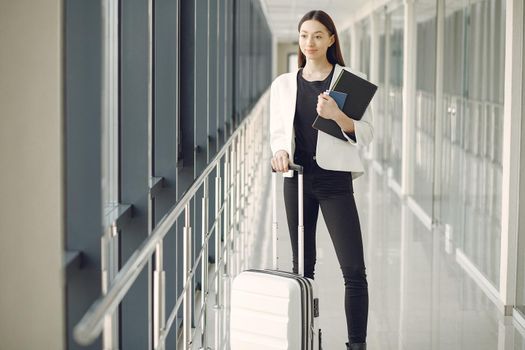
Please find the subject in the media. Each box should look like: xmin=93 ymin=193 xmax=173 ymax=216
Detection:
xmin=271 ymin=150 xmax=290 ymax=173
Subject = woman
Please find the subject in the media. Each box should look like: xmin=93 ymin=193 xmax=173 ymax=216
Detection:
xmin=269 ymin=10 xmax=373 ymax=350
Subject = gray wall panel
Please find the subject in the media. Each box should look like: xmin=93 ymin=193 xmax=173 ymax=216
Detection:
xmin=120 ymin=0 xmax=150 ymax=347
xmin=178 ymin=0 xmax=196 ymax=325
xmin=209 ymin=0 xmax=219 ymax=159
xmin=153 ymin=0 xmax=179 ymax=347
xmin=64 ymin=0 xmax=103 ymax=348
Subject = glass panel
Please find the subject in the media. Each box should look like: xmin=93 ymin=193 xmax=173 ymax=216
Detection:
xmin=518 ymin=196 xmax=525 ymax=315
xmin=339 ymin=28 xmax=351 ymax=66
xmin=359 ymin=18 xmax=371 ymax=78
xmin=438 ymin=0 xmax=505 ymax=288
xmin=288 ymin=53 xmax=298 ymax=73
xmin=413 ymin=2 xmax=437 ymax=215
xmin=388 ymin=5 xmax=404 ymax=186
xmin=439 ymin=0 xmax=468 ymax=254
xmin=375 ymin=11 xmax=389 ymax=166
xmin=516 ymin=0 xmax=525 ymax=317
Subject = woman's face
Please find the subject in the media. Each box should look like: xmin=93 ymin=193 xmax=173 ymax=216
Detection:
xmin=299 ymin=20 xmax=335 ymax=61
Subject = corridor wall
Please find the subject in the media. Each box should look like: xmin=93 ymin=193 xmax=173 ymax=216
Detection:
xmin=64 ymin=0 xmax=272 ymax=348
xmin=349 ymin=0 xmax=509 ymax=313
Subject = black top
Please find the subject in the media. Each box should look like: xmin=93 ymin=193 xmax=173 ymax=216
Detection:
xmin=293 ymin=65 xmax=335 ymax=166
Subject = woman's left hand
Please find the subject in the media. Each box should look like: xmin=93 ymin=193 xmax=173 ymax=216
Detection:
xmin=316 ymin=91 xmax=340 ymax=120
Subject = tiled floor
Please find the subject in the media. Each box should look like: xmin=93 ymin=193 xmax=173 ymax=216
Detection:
xmin=186 ymin=161 xmax=525 ymax=350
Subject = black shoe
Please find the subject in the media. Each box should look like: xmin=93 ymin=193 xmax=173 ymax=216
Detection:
xmin=346 ymin=342 xmax=366 ymax=350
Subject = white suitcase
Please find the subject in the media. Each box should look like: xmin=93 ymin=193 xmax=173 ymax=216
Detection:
xmin=230 ymin=164 xmax=322 ymax=350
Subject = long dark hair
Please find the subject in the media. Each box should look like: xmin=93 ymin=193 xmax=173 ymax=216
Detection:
xmin=297 ymin=10 xmax=345 ymax=68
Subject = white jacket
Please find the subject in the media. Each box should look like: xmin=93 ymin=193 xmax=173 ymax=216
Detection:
xmin=270 ymin=64 xmax=374 ymax=179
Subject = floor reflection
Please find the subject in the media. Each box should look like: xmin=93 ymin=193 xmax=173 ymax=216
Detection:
xmin=352 ymin=163 xmax=522 ymax=349
xmin=243 ymin=160 xmax=523 ymax=350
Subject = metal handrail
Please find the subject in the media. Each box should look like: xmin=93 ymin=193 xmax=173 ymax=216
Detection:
xmin=74 ymin=91 xmax=269 ymax=346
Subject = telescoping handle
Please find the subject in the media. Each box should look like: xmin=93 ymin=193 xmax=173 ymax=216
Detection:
xmin=271 ymin=163 xmax=305 ymax=277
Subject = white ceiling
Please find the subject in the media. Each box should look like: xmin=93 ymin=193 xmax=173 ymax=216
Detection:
xmin=260 ymin=0 xmax=370 ymax=42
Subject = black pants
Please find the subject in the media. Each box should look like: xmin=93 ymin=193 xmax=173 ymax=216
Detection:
xmin=283 ymin=159 xmax=368 ymax=344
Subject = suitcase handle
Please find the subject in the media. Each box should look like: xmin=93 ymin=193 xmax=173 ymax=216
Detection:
xmin=271 ymin=162 xmax=305 ymax=277
xmin=271 ymin=163 xmax=304 ymax=174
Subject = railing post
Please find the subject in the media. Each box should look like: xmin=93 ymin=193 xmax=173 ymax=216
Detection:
xmin=236 ymin=133 xmax=242 ymax=276
xmin=102 ymin=223 xmax=119 ymax=350
xmin=241 ymin=124 xmax=247 ymax=271
xmin=246 ymin=123 xmax=251 ymax=272
xmin=230 ymin=143 xmax=236 ymax=277
xmin=183 ymin=204 xmax=193 ymax=350
xmin=153 ymin=241 xmax=165 ymax=350
xmin=223 ymin=150 xmax=230 ymax=279
xmin=243 ymin=123 xmax=250 ymax=272
xmin=246 ymin=122 xmax=251 ymax=267
xmin=214 ymin=162 xmax=222 ymax=350
xmin=236 ymin=129 xmax=243 ymax=275
xmin=200 ymin=179 xmax=209 ymax=349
